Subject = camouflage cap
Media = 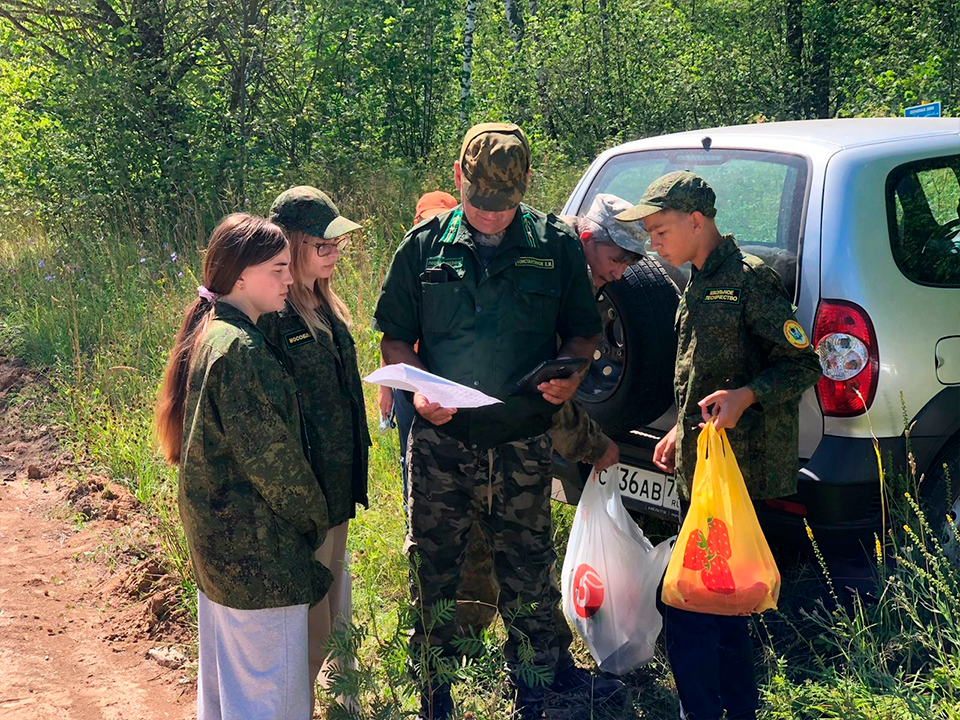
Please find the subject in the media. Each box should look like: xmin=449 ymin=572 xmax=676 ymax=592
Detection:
xmin=269 ymin=186 xmax=361 ymax=239
xmin=458 ymin=122 xmax=531 ymax=212
xmin=615 ymin=170 xmax=717 ymax=222
xmin=583 ymin=193 xmax=649 ymax=255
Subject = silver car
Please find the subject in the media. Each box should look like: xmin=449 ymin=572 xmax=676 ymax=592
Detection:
xmin=554 ymin=118 xmax=960 ymax=554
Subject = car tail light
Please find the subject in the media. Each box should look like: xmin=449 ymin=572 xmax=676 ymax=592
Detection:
xmin=764 ymin=498 xmax=808 ymax=516
xmin=813 ymin=299 xmax=879 ymax=417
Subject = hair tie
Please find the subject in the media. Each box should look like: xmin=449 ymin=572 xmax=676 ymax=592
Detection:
xmin=197 ymin=285 xmax=220 ymax=303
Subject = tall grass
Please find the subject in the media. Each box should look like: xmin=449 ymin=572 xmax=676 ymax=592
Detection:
xmin=1 ymin=163 xmax=957 ymax=719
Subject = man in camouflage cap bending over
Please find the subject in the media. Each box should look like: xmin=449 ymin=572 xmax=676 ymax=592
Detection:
xmin=374 ymin=123 xmax=621 ymax=719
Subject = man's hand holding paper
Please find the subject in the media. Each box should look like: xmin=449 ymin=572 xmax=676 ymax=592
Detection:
xmin=413 ymin=392 xmax=457 ymax=425
xmin=363 ymin=363 xmax=502 ymax=417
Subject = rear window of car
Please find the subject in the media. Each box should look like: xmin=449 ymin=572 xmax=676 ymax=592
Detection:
xmin=579 ymin=148 xmax=809 ymax=298
xmin=886 ymin=155 xmax=960 ymax=287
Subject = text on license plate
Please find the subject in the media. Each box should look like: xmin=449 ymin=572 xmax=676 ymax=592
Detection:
xmin=596 ymin=462 xmax=680 ymax=513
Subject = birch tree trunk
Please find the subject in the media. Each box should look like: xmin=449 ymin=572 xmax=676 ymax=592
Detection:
xmin=525 ymin=0 xmax=554 ymax=138
xmin=504 ymin=0 xmax=524 ymax=47
xmin=460 ymin=0 xmax=478 ymax=127
xmin=784 ymin=0 xmax=804 ymax=118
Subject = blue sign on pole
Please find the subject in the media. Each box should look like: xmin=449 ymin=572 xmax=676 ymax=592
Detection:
xmin=905 ymin=101 xmax=942 ymax=118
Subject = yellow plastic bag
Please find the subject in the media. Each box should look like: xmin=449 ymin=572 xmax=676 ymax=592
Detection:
xmin=662 ymin=421 xmax=780 ymax=616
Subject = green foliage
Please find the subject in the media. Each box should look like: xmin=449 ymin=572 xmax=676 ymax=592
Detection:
xmin=2 ymin=164 xmax=960 ymax=716
xmin=1 ymin=0 xmax=957 ymax=226
xmin=757 ymin=489 xmax=960 ymax=719
xmin=0 ymin=2 xmax=958 ymax=714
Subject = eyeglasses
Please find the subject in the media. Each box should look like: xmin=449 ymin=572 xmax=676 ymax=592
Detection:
xmin=303 ymin=236 xmax=350 ymax=258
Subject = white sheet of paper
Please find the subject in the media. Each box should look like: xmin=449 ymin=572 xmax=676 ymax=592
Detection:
xmin=363 ymin=363 xmax=502 ymax=408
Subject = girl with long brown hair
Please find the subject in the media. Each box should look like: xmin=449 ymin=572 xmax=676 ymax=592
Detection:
xmin=156 ymin=213 xmax=331 ymax=720
xmin=259 ymin=187 xmax=370 ymax=712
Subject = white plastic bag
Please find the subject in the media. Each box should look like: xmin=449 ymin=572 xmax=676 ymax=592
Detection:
xmin=561 ymin=472 xmax=673 ymax=675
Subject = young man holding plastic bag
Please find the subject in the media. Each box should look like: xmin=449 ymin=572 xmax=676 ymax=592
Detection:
xmin=616 ymin=171 xmax=822 ymax=720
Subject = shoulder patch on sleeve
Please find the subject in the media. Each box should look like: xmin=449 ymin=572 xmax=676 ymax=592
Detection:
xmin=783 ymin=319 xmax=809 ymax=348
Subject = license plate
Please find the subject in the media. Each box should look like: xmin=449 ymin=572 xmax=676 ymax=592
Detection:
xmin=596 ymin=462 xmax=681 ymax=515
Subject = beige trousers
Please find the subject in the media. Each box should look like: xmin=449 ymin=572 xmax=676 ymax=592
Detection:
xmin=308 ymin=521 xmax=353 ymax=710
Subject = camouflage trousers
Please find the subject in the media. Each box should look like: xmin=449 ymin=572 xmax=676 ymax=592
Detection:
xmin=405 ymin=419 xmax=568 ymax=683
xmin=457 ymin=522 xmax=500 ymax=633
xmin=457 ymin=523 xmax=575 ymax=666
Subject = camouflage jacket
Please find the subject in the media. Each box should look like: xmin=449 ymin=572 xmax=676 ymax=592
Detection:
xmin=259 ymin=303 xmax=371 ymax=528
xmin=550 ymin=399 xmax=610 ymax=464
xmin=674 ymin=236 xmax=822 ymax=500
xmin=179 ymin=301 xmax=332 ymax=610
xmin=373 ymin=204 xmax=602 ymax=449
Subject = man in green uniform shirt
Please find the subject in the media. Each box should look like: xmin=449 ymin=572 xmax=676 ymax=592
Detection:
xmin=616 ymin=171 xmax=822 ymax=720
xmin=374 ymin=123 xmax=619 ymax=719
xmin=450 ymin=191 xmax=646 ymax=661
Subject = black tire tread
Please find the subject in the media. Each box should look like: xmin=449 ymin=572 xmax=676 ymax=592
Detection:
xmin=577 ymin=255 xmax=679 ymax=437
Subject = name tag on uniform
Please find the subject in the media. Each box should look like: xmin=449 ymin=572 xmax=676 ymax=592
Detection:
xmin=285 ymin=330 xmax=315 ymax=348
xmin=703 ymin=287 xmax=742 ymax=304
xmin=515 ymin=256 xmax=554 ymax=270
xmin=426 ymin=255 xmax=463 ymax=271
xmin=425 ymin=255 xmax=465 ymax=279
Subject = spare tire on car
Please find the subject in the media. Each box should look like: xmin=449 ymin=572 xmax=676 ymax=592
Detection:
xmin=576 ymin=255 xmax=680 ymax=437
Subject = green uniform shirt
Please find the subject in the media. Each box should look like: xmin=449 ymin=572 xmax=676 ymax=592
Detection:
xmin=179 ymin=301 xmax=332 ymax=610
xmin=373 ymin=204 xmax=602 ymax=449
xmin=675 ymin=236 xmax=822 ymax=500
xmin=259 ymin=304 xmax=371 ymax=528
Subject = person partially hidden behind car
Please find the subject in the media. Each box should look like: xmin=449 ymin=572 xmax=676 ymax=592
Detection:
xmin=616 ymin=170 xmax=822 ymax=720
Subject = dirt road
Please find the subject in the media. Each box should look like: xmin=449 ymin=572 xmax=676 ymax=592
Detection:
xmin=0 ymin=359 xmax=194 ymax=720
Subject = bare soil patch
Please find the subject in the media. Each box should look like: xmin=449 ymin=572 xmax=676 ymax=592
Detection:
xmin=0 ymin=358 xmax=195 ymax=720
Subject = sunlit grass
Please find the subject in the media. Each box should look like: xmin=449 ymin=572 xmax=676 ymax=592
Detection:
xmin=1 ymin=167 xmax=958 ymax=718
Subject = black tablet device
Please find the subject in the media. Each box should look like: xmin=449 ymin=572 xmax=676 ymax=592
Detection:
xmin=508 ymin=357 xmax=589 ymax=396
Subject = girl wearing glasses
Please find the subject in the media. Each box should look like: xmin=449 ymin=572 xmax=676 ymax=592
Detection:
xmin=260 ymin=186 xmax=371 ymax=712
xmin=155 ymin=213 xmax=331 ymax=720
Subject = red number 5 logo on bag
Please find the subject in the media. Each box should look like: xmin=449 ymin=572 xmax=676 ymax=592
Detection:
xmin=572 ymin=563 xmax=604 ymax=618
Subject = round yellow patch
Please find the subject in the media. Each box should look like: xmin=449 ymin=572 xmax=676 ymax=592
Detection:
xmin=783 ymin=320 xmax=809 ymax=348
